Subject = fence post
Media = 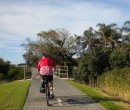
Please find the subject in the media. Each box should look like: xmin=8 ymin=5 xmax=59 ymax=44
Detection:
xmin=67 ymin=66 xmax=68 ymax=78
xmin=24 ymin=66 xmax=26 ymax=80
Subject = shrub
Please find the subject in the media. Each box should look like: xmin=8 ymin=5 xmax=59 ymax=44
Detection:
xmin=109 ymin=46 xmax=130 ymax=69
xmin=97 ymin=67 xmax=130 ymax=101
xmin=7 ymin=66 xmax=23 ymax=80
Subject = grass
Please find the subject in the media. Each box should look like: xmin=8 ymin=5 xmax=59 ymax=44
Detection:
xmin=67 ymin=80 xmax=130 ymax=110
xmin=0 ymin=80 xmax=30 ymax=110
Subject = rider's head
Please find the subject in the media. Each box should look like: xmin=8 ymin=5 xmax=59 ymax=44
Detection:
xmin=42 ymin=52 xmax=48 ymax=57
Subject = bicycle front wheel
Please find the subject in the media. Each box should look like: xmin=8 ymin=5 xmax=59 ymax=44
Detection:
xmin=45 ymin=84 xmax=50 ymax=106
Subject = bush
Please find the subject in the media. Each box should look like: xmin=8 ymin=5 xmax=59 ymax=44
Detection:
xmin=97 ymin=67 xmax=130 ymax=101
xmin=7 ymin=66 xmax=23 ymax=80
xmin=73 ymin=46 xmax=110 ymax=86
xmin=109 ymin=46 xmax=130 ymax=69
xmin=0 ymin=73 xmax=3 ymax=80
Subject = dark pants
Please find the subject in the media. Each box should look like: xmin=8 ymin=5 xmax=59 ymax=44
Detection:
xmin=40 ymin=75 xmax=53 ymax=88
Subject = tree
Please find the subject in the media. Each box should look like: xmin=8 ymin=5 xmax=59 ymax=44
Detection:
xmin=0 ymin=58 xmax=23 ymax=81
xmin=74 ymin=27 xmax=98 ymax=57
xmin=83 ymin=27 xmax=95 ymax=51
xmin=73 ymin=46 xmax=110 ymax=86
xmin=22 ymin=28 xmax=77 ymax=67
xmin=109 ymin=45 xmax=130 ymax=68
xmin=0 ymin=58 xmax=10 ymax=79
xmin=96 ymin=23 xmax=117 ymax=50
xmin=121 ymin=20 xmax=130 ymax=44
xmin=7 ymin=66 xmax=23 ymax=80
xmin=74 ymin=34 xmax=84 ymax=57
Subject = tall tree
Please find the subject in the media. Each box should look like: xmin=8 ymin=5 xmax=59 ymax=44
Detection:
xmin=122 ymin=20 xmax=130 ymax=43
xmin=96 ymin=23 xmax=117 ymax=50
xmin=83 ymin=27 xmax=95 ymax=51
xmin=22 ymin=28 xmax=77 ymax=66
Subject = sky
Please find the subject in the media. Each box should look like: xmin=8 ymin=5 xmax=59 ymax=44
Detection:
xmin=0 ymin=0 xmax=130 ymax=64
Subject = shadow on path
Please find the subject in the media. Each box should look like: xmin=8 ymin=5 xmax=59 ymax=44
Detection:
xmin=49 ymin=94 xmax=96 ymax=107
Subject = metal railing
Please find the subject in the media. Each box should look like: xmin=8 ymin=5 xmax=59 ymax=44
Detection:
xmin=54 ymin=66 xmax=68 ymax=78
xmin=31 ymin=66 xmax=68 ymax=79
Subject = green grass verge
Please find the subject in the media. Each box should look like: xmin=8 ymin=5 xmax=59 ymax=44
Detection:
xmin=0 ymin=80 xmax=30 ymax=110
xmin=67 ymin=80 xmax=130 ymax=110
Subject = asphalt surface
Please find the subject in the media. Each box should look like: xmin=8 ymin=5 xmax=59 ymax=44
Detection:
xmin=23 ymin=75 xmax=105 ymax=110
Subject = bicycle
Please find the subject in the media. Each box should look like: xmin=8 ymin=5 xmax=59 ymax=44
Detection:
xmin=40 ymin=76 xmax=54 ymax=106
xmin=43 ymin=79 xmax=50 ymax=106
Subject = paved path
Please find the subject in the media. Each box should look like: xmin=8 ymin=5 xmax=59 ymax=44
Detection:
xmin=23 ymin=75 xmax=105 ymax=110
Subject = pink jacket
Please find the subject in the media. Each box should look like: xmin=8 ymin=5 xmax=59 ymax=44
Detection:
xmin=37 ymin=57 xmax=56 ymax=75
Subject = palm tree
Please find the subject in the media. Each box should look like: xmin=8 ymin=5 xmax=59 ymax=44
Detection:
xmin=96 ymin=23 xmax=117 ymax=50
xmin=74 ymin=34 xmax=83 ymax=57
xmin=83 ymin=27 xmax=95 ymax=51
xmin=121 ymin=20 xmax=130 ymax=43
xmin=124 ymin=20 xmax=130 ymax=28
xmin=115 ymin=21 xmax=130 ymax=44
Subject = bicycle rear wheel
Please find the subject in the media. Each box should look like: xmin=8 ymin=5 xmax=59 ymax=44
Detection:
xmin=45 ymin=84 xmax=50 ymax=106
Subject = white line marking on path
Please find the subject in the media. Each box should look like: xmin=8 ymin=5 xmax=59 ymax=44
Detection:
xmin=57 ymin=98 xmax=62 ymax=106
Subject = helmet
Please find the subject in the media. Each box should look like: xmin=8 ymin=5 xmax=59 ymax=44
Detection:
xmin=42 ymin=53 xmax=48 ymax=57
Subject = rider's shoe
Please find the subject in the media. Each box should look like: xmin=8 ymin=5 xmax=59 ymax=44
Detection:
xmin=50 ymin=94 xmax=54 ymax=99
xmin=40 ymin=87 xmax=45 ymax=93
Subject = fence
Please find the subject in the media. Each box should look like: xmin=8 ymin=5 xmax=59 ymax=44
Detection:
xmin=54 ymin=66 xmax=68 ymax=78
xmin=30 ymin=66 xmax=68 ymax=79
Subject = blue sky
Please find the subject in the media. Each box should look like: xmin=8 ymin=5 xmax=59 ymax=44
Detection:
xmin=0 ymin=0 xmax=130 ymax=64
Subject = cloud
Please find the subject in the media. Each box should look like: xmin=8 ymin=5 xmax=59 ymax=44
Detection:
xmin=0 ymin=0 xmax=128 ymax=43
xmin=0 ymin=44 xmax=6 ymax=49
xmin=0 ymin=0 xmax=130 ymax=64
xmin=0 ymin=0 xmax=128 ymax=37
xmin=0 ymin=0 xmax=129 ymax=42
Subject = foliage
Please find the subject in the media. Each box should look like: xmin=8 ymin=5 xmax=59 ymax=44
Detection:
xmin=97 ymin=67 xmax=130 ymax=101
xmin=23 ymin=51 xmax=39 ymax=67
xmin=109 ymin=45 xmax=130 ymax=68
xmin=73 ymin=46 xmax=110 ymax=85
xmin=7 ymin=66 xmax=23 ymax=81
xmin=73 ymin=57 xmax=88 ymax=82
xmin=72 ymin=21 xmax=130 ymax=86
xmin=21 ymin=20 xmax=130 ymax=81
xmin=0 ymin=58 xmax=24 ymax=81
xmin=0 ymin=58 xmax=10 ymax=79
xmin=22 ymin=28 xmax=77 ymax=67
xmin=0 ymin=72 xmax=3 ymax=80
xmin=87 ymin=47 xmax=109 ymax=74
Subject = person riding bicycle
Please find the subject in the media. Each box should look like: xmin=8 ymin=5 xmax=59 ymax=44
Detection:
xmin=37 ymin=53 xmax=56 ymax=99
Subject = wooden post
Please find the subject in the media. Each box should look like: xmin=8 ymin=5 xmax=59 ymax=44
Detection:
xmin=23 ymin=65 xmax=26 ymax=80
xmin=67 ymin=66 xmax=68 ymax=79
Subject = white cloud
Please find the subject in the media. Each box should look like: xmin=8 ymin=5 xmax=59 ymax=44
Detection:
xmin=0 ymin=0 xmax=127 ymax=37
xmin=0 ymin=1 xmax=129 ymax=40
xmin=0 ymin=0 xmax=130 ymax=64
xmin=0 ymin=44 xmax=7 ymax=48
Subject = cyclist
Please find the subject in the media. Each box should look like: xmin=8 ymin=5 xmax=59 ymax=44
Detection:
xmin=37 ymin=53 xmax=56 ymax=99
